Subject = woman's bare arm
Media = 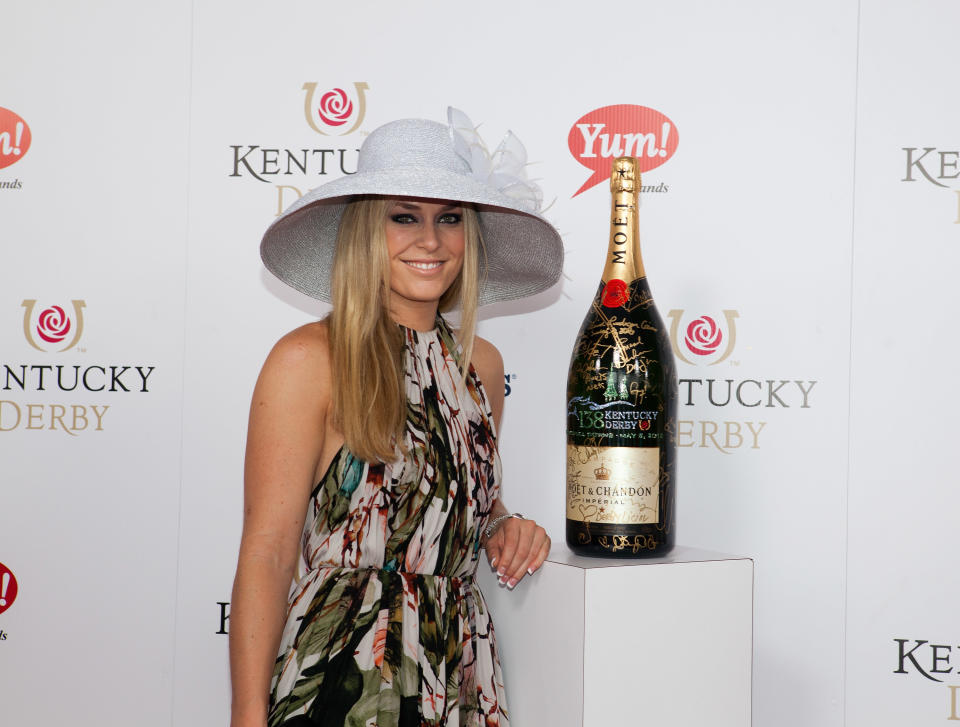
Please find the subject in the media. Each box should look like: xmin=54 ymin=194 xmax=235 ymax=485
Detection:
xmin=229 ymin=322 xmax=338 ymax=727
xmin=471 ymin=335 xmax=550 ymax=589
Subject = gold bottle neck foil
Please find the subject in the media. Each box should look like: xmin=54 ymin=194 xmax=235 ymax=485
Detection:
xmin=602 ymin=156 xmax=646 ymax=285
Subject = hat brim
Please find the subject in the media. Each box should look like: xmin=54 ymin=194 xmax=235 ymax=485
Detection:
xmin=260 ymin=166 xmax=563 ymax=306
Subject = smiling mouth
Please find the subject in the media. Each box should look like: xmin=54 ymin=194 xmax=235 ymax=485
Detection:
xmin=403 ymin=260 xmax=444 ymax=271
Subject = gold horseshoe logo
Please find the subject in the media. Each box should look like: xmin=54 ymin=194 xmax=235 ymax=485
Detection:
xmin=302 ymin=81 xmax=369 ymax=136
xmin=21 ymin=299 xmax=86 ymax=352
xmin=667 ymin=309 xmax=739 ymax=365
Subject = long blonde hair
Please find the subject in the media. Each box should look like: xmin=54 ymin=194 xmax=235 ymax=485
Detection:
xmin=328 ymin=197 xmax=483 ymax=462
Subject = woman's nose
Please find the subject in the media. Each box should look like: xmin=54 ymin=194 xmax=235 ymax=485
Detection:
xmin=415 ymin=224 xmax=441 ymax=251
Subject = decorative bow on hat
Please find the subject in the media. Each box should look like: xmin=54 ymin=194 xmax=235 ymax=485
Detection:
xmin=447 ymin=107 xmax=545 ymax=215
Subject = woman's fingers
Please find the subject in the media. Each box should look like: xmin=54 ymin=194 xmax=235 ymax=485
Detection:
xmin=494 ymin=519 xmax=521 ymax=582
xmin=496 ymin=519 xmax=549 ymax=588
xmin=528 ymin=537 xmax=550 ymax=575
xmin=486 ymin=533 xmax=502 ymax=568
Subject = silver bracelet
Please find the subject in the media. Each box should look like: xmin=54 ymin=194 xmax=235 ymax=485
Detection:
xmin=484 ymin=512 xmax=523 ymax=541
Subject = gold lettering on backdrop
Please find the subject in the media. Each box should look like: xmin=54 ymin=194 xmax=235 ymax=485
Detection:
xmin=0 ymin=400 xmax=21 ymax=430
xmin=26 ymin=404 xmax=44 ymax=429
xmin=276 ymin=185 xmax=304 ymax=216
xmin=0 ymin=401 xmax=108 ymax=435
xmin=91 ymin=405 xmax=108 ymax=430
xmin=677 ymin=420 xmax=765 ymax=452
xmin=49 ymin=404 xmax=69 ymax=433
xmin=700 ymin=420 xmax=721 ymax=450
xmin=949 ymin=685 xmax=960 ymax=721
xmin=73 ymin=405 xmax=89 ymax=431
xmin=566 ymin=444 xmax=660 ymax=524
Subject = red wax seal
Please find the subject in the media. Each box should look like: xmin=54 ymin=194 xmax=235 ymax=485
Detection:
xmin=601 ymin=280 xmax=629 ymax=308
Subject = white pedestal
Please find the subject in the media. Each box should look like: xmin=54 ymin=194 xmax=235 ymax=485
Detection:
xmin=477 ymin=545 xmax=753 ymax=727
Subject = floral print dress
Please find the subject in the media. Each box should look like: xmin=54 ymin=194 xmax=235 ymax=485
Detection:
xmin=267 ymin=319 xmax=508 ymax=727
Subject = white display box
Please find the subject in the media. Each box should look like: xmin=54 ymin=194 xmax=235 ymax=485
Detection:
xmin=478 ymin=546 xmax=753 ymax=727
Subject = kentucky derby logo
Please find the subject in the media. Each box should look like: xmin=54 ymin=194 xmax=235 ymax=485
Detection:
xmin=0 ymin=107 xmax=32 ymax=170
xmin=302 ymin=82 xmax=369 ymax=135
xmin=21 ymin=299 xmax=86 ymax=352
xmin=666 ymin=309 xmax=738 ymax=365
xmin=569 ymin=104 xmax=678 ymax=196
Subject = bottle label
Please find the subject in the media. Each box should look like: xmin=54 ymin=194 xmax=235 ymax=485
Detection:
xmin=566 ymin=444 xmax=660 ymax=525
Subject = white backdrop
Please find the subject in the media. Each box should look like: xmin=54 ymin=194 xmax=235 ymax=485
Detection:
xmin=1 ymin=1 xmax=958 ymax=725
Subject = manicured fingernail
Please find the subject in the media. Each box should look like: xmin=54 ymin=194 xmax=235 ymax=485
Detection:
xmin=507 ymin=579 xmax=517 ymax=589
xmin=497 ymin=568 xmax=504 ymax=577
xmin=527 ymin=567 xmax=534 ymax=575
xmin=498 ymin=576 xmax=506 ymax=585
xmin=490 ymin=557 xmax=497 ymax=567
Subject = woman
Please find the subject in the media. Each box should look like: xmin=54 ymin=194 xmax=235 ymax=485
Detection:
xmin=230 ymin=109 xmax=563 ymax=727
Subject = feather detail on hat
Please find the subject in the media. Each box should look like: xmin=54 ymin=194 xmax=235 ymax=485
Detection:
xmin=447 ymin=107 xmax=544 ymax=214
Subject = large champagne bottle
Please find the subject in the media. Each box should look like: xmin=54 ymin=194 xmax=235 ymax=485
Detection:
xmin=565 ymin=156 xmax=678 ymax=557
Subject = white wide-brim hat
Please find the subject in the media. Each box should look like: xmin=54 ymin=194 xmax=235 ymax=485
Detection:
xmin=261 ymin=109 xmax=563 ymax=306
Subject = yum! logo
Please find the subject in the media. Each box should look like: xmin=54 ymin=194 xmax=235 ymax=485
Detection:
xmin=666 ymin=309 xmax=739 ymax=366
xmin=569 ymin=104 xmax=679 ymax=196
xmin=302 ymin=82 xmax=369 ymax=135
xmin=0 ymin=107 xmax=31 ymax=170
xmin=21 ymin=300 xmax=86 ymax=353
xmin=0 ymin=561 xmax=18 ymax=616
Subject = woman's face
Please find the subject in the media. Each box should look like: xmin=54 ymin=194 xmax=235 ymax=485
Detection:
xmin=384 ymin=198 xmax=466 ymax=317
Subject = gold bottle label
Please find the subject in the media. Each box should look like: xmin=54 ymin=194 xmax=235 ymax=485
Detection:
xmin=600 ymin=157 xmax=645 ymax=302
xmin=566 ymin=444 xmax=660 ymax=525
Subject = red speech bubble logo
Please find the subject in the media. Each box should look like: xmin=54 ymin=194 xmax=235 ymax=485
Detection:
xmin=568 ymin=105 xmax=678 ymax=196
xmin=0 ymin=108 xmax=32 ymax=170
xmin=0 ymin=562 xmax=18 ymax=615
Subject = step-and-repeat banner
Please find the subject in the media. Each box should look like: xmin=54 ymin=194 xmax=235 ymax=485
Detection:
xmin=1 ymin=1 xmax=957 ymax=725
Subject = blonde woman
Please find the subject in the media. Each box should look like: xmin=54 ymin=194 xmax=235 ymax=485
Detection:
xmin=230 ymin=110 xmax=563 ymax=727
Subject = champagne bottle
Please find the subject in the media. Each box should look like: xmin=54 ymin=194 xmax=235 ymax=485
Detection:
xmin=565 ymin=156 xmax=678 ymax=557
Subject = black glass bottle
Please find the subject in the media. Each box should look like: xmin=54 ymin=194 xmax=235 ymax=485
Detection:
xmin=565 ymin=156 xmax=678 ymax=557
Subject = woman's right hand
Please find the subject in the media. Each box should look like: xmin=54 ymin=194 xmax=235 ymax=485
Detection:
xmin=484 ymin=511 xmax=550 ymax=589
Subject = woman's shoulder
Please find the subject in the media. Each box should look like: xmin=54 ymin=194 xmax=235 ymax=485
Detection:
xmin=258 ymin=319 xmax=332 ymax=395
xmin=470 ymin=334 xmax=505 ymax=428
xmin=272 ymin=319 xmax=330 ymax=357
xmin=470 ymin=335 xmax=504 ymax=379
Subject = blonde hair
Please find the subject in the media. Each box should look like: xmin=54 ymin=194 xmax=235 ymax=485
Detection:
xmin=328 ymin=197 xmax=483 ymax=462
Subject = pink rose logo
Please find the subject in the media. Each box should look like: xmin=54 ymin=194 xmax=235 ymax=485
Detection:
xmin=317 ymin=88 xmax=354 ymax=127
xmin=36 ymin=305 xmax=72 ymax=344
xmin=684 ymin=316 xmax=722 ymax=356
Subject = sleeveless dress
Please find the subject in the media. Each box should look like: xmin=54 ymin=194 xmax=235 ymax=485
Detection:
xmin=267 ymin=319 xmax=509 ymax=727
